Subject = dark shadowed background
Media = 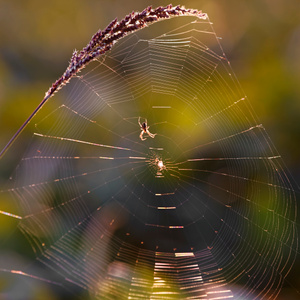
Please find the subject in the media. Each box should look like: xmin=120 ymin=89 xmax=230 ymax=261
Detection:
xmin=0 ymin=0 xmax=299 ymax=299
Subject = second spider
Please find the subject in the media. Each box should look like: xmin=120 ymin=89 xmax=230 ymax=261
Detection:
xmin=138 ymin=117 xmax=157 ymax=141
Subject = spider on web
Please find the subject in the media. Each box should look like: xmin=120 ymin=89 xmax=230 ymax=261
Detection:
xmin=138 ymin=117 xmax=157 ymax=141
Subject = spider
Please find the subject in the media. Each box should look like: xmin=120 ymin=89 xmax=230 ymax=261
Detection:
xmin=138 ymin=117 xmax=157 ymax=141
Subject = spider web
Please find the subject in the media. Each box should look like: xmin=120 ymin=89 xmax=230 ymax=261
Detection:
xmin=0 ymin=9 xmax=298 ymax=300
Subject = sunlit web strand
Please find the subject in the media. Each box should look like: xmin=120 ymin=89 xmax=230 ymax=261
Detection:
xmin=0 ymin=268 xmax=62 ymax=286
xmin=180 ymin=124 xmax=267 ymax=155
xmin=177 ymin=169 xmax=295 ymax=192
xmin=33 ymin=133 xmax=131 ymax=151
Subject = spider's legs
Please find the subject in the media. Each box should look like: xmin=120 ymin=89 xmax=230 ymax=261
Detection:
xmin=140 ymin=131 xmax=146 ymax=141
xmin=138 ymin=117 xmax=142 ymax=128
xmin=147 ymin=130 xmax=157 ymax=139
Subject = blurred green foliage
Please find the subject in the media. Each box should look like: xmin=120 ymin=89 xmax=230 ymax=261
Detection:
xmin=0 ymin=0 xmax=299 ymax=299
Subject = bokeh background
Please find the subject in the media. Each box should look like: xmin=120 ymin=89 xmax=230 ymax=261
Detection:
xmin=0 ymin=0 xmax=299 ymax=299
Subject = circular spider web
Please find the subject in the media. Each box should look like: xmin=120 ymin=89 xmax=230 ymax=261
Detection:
xmin=1 ymin=7 xmax=297 ymax=299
